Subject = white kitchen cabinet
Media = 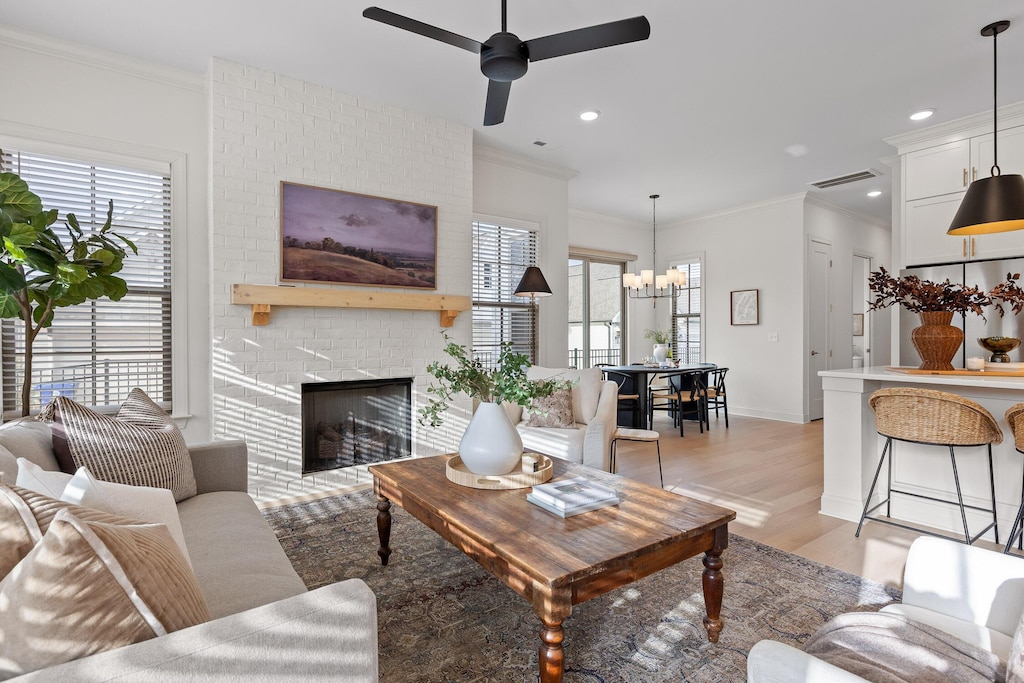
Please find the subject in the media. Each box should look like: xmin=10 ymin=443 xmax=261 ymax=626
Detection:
xmin=900 ymin=121 xmax=1024 ymax=265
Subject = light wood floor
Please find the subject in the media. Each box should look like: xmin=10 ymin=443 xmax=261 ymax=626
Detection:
xmin=612 ymin=412 xmax=1005 ymax=591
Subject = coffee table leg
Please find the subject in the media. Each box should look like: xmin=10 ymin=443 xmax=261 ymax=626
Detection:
xmin=539 ymin=620 xmax=565 ymax=683
xmin=701 ymin=525 xmax=728 ymax=642
xmin=376 ymin=495 xmax=392 ymax=566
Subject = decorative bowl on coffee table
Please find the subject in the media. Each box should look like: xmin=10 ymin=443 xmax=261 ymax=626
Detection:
xmin=978 ymin=336 xmax=1022 ymax=363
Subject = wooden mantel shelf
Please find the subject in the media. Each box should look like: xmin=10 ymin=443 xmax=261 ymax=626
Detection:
xmin=231 ymin=284 xmax=472 ymax=327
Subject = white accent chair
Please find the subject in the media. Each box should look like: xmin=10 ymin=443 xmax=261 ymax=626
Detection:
xmin=504 ymin=366 xmax=618 ymax=472
xmin=747 ymin=536 xmax=1024 ymax=682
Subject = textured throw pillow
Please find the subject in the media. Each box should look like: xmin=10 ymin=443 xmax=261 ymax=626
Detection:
xmin=526 ymin=366 xmax=600 ymax=424
xmin=0 ymin=443 xmax=15 ymax=485
xmin=0 ymin=509 xmax=210 ymax=679
xmin=1009 ymin=607 xmax=1024 ymax=683
xmin=0 ymin=482 xmax=136 ymax=580
xmin=62 ymin=466 xmax=192 ymax=568
xmin=48 ymin=388 xmax=196 ymax=502
xmin=522 ymin=388 xmax=576 ymax=428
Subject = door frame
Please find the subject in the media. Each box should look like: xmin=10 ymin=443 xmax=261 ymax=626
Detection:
xmin=806 ymin=238 xmax=833 ymax=421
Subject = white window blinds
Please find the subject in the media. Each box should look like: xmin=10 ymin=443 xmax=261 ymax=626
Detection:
xmin=672 ymin=261 xmax=702 ymax=364
xmin=0 ymin=149 xmax=173 ymax=415
xmin=472 ymin=221 xmax=538 ymax=367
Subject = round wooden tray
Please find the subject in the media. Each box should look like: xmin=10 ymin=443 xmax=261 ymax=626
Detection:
xmin=446 ymin=453 xmax=553 ymax=489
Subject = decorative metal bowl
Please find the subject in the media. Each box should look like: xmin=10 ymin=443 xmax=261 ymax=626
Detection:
xmin=978 ymin=336 xmax=1022 ymax=362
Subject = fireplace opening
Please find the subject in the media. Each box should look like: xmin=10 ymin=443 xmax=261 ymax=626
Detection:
xmin=301 ymin=378 xmax=412 ymax=474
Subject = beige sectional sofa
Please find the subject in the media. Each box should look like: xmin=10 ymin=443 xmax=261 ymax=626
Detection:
xmin=0 ymin=418 xmax=378 ymax=682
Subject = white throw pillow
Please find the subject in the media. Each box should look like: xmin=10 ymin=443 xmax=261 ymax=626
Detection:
xmin=0 ymin=444 xmax=18 ymax=485
xmin=15 ymin=458 xmax=73 ymax=499
xmin=61 ymin=467 xmax=192 ymax=568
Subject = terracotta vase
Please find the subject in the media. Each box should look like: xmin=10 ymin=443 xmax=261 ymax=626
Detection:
xmin=910 ymin=310 xmax=964 ymax=371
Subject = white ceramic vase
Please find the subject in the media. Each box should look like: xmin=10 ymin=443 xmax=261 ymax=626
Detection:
xmin=459 ymin=401 xmax=524 ymax=475
xmin=653 ymin=343 xmax=669 ymax=363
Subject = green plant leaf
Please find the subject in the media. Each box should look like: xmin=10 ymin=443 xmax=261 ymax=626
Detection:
xmin=0 ymin=262 xmax=27 ymax=293
xmin=0 ymin=290 xmax=22 ymax=319
xmin=57 ymin=262 xmax=89 ymax=284
xmin=0 ymin=172 xmax=43 ymax=222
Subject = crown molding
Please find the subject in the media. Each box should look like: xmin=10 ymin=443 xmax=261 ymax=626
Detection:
xmin=0 ymin=23 xmax=204 ymax=93
xmin=884 ymin=101 xmax=1024 ymax=154
xmin=670 ymin=192 xmax=808 ymax=227
xmin=803 ymin=193 xmax=891 ymax=229
xmin=473 ymin=144 xmax=578 ymax=181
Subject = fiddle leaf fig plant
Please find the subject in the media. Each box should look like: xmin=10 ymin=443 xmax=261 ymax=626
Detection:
xmin=0 ymin=172 xmax=137 ymax=415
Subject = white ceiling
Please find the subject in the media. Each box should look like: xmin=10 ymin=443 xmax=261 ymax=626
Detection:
xmin=3 ymin=1 xmax=1024 ymax=225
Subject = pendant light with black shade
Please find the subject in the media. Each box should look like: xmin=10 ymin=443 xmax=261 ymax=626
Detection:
xmin=948 ymin=20 xmax=1024 ymax=236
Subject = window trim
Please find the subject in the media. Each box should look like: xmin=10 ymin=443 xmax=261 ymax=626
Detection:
xmin=568 ymin=252 xmax=627 ymax=368
xmin=670 ymin=254 xmax=704 ymax=364
xmin=0 ymin=130 xmax=190 ymax=420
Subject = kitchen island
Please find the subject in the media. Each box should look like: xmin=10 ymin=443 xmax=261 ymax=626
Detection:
xmin=819 ymin=366 xmax=1024 ymax=541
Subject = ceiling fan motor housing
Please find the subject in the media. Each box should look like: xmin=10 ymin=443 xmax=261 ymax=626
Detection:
xmin=480 ymin=32 xmax=529 ymax=81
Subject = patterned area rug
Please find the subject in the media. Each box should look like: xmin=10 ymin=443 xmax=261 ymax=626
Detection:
xmin=263 ymin=488 xmax=900 ymax=682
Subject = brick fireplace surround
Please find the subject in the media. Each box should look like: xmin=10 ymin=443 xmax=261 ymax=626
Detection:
xmin=209 ymin=58 xmax=474 ymax=501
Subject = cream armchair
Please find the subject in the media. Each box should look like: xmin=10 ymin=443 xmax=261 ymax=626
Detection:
xmin=747 ymin=536 xmax=1024 ymax=682
xmin=503 ymin=365 xmax=617 ymax=472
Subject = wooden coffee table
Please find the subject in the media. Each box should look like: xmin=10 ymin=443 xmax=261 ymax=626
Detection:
xmin=369 ymin=454 xmax=736 ymax=683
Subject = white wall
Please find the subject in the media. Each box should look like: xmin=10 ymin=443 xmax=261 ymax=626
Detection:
xmin=568 ymin=209 xmax=654 ymax=363
xmin=473 ymin=147 xmax=575 ymax=366
xmin=209 ymin=58 xmax=474 ymax=500
xmin=0 ymin=26 xmax=212 ymax=441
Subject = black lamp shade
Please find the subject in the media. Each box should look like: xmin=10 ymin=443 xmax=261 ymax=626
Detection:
xmin=948 ymin=173 xmax=1024 ymax=235
xmin=514 ymin=266 xmax=552 ymax=298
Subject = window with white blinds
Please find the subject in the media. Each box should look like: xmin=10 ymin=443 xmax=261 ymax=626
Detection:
xmin=671 ymin=261 xmax=702 ymax=363
xmin=0 ymin=149 xmax=173 ymax=415
xmin=472 ymin=221 xmax=538 ymax=368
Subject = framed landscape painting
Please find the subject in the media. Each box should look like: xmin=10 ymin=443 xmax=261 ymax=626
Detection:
xmin=280 ymin=182 xmax=437 ymax=289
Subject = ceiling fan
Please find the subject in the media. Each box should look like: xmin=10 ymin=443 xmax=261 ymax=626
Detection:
xmin=362 ymin=2 xmax=651 ymax=126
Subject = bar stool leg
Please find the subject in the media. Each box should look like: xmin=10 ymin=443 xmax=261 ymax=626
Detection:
xmin=610 ymin=440 xmax=618 ymax=474
xmin=948 ymin=447 xmax=972 ymax=545
xmin=1006 ymin=500 xmax=1024 ymax=554
xmin=987 ymin=445 xmax=1000 ymax=545
xmin=856 ymin=438 xmax=892 ymax=537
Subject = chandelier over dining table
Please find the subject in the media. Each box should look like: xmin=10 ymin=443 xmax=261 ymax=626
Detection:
xmin=622 ymin=194 xmax=687 ymax=300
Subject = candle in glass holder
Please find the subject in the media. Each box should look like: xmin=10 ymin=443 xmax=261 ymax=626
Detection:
xmin=966 ymin=356 xmax=986 ymax=371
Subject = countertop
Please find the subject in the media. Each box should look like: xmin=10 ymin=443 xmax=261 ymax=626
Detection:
xmin=819 ymin=365 xmax=1024 ymax=390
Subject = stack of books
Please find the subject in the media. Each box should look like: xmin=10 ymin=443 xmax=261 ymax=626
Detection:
xmin=527 ymin=476 xmax=620 ymax=517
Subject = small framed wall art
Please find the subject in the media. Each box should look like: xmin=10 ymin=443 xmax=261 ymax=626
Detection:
xmin=280 ymin=181 xmax=437 ymax=289
xmin=730 ymin=289 xmax=759 ymax=325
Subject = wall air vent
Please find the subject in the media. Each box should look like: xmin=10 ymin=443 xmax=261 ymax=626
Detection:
xmin=809 ymin=169 xmax=881 ymax=189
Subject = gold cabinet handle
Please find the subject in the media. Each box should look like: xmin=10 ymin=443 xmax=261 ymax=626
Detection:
xmin=963 ymin=238 xmax=968 ymax=257
xmin=971 ymin=237 xmax=976 ymax=257
xmin=972 ymin=167 xmax=978 ymax=182
xmin=964 ymin=168 xmax=968 ymax=186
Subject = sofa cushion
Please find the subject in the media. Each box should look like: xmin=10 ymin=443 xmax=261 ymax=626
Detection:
xmin=0 ymin=418 xmax=61 ymax=478
xmin=15 ymin=457 xmax=72 ymax=498
xmin=527 ymin=366 xmax=602 ymax=425
xmin=522 ymin=388 xmax=575 ymax=428
xmin=47 ymin=388 xmax=197 ymax=502
xmin=0 ymin=482 xmax=137 ymax=580
xmin=177 ymin=491 xmax=307 ymax=619
xmin=518 ymin=424 xmax=587 ymax=464
xmin=0 ymin=509 xmax=209 ymax=679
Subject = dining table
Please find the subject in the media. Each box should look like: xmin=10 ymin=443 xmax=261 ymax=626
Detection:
xmin=599 ymin=363 xmax=717 ymax=429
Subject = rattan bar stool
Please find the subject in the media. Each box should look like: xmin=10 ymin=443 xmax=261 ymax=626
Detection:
xmin=1003 ymin=403 xmax=1024 ymax=555
xmin=856 ymin=387 xmax=1002 ymax=545
xmin=609 ymin=427 xmax=663 ymax=488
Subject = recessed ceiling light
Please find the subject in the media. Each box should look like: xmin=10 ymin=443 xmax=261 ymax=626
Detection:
xmin=910 ymin=109 xmax=935 ymax=121
xmin=867 ymin=190 xmax=883 ymax=198
xmin=579 ymin=110 xmax=600 ymax=122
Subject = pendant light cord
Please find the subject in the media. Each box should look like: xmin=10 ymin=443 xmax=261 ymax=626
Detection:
xmin=993 ymin=25 xmax=1001 ymax=176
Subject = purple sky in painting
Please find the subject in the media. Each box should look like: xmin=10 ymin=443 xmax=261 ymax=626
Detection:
xmin=281 ymin=183 xmax=436 ymax=256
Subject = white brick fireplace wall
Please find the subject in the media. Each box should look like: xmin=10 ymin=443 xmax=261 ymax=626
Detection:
xmin=209 ymin=58 xmax=474 ymax=501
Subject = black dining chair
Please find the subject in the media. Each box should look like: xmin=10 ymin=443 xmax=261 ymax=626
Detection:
xmin=669 ymin=372 xmax=709 ymax=436
xmin=597 ymin=365 xmax=642 ymax=428
xmin=705 ymin=367 xmax=729 ymax=428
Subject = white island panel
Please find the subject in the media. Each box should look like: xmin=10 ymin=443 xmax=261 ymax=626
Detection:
xmin=819 ymin=366 xmax=1024 ymax=542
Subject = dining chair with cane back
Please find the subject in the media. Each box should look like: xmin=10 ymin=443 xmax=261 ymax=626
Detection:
xmin=705 ymin=367 xmax=729 ymax=428
xmin=857 ymin=387 xmax=1002 ymax=546
xmin=1002 ymin=403 xmax=1024 ymax=554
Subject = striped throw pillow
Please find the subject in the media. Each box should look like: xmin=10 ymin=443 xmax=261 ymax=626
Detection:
xmin=48 ymin=389 xmax=197 ymax=502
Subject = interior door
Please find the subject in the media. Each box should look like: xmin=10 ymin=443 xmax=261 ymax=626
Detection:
xmin=808 ymin=240 xmax=832 ymax=421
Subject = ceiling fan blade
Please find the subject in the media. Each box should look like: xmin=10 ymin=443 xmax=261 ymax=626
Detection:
xmin=525 ymin=16 xmax=650 ymax=62
xmin=363 ymin=7 xmax=483 ymax=53
xmin=483 ymin=79 xmax=512 ymax=126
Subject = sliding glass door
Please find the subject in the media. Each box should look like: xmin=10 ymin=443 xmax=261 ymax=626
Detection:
xmin=568 ymin=257 xmax=625 ymax=368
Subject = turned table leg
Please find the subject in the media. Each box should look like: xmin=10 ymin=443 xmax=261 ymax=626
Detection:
xmin=701 ymin=525 xmax=728 ymax=642
xmin=376 ymin=496 xmax=392 ymax=566
xmin=539 ymin=620 xmax=565 ymax=683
